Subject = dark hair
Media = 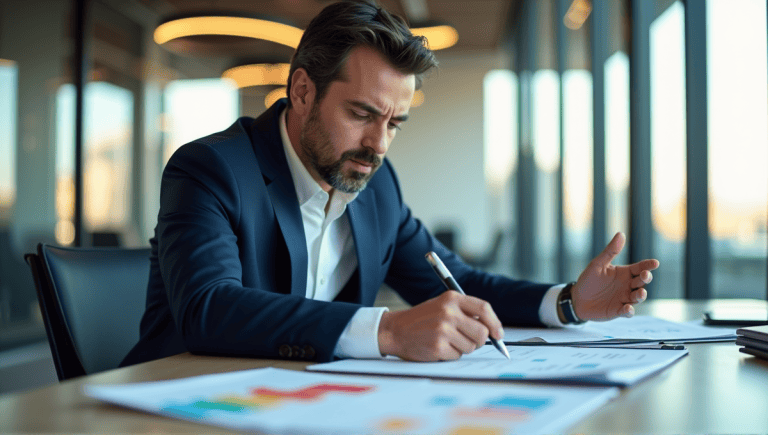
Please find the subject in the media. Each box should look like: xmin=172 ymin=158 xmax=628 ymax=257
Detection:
xmin=286 ymin=0 xmax=438 ymax=108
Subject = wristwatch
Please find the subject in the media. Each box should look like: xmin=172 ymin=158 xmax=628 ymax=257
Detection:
xmin=558 ymin=282 xmax=585 ymax=325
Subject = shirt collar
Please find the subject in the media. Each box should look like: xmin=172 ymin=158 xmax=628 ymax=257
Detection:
xmin=279 ymin=108 xmax=359 ymax=207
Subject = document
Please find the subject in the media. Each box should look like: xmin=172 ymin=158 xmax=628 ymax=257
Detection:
xmin=308 ymin=344 xmax=688 ymax=387
xmin=503 ymin=315 xmax=737 ymax=345
xmin=85 ymin=367 xmax=618 ymax=435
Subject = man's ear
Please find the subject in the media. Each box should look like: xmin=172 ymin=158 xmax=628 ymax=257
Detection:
xmin=289 ymin=68 xmax=316 ymax=116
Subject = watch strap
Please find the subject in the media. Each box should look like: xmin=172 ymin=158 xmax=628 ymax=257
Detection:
xmin=558 ymin=282 xmax=585 ymax=325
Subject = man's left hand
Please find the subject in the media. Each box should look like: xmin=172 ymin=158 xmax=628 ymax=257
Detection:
xmin=571 ymin=232 xmax=659 ymax=321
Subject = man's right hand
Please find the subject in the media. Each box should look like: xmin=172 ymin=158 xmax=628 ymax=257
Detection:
xmin=377 ymin=291 xmax=505 ymax=361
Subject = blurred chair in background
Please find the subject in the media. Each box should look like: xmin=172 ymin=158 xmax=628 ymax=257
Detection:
xmin=24 ymin=244 xmax=150 ymax=380
xmin=432 ymin=224 xmax=507 ymax=271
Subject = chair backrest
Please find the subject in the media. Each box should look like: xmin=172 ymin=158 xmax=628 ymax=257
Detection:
xmin=25 ymin=243 xmax=150 ymax=380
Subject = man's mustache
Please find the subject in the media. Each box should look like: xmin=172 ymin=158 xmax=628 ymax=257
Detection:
xmin=342 ymin=149 xmax=382 ymax=167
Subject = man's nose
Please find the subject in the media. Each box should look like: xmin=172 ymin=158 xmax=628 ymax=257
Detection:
xmin=363 ymin=122 xmax=389 ymax=155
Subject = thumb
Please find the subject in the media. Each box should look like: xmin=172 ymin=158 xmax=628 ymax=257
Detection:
xmin=594 ymin=232 xmax=625 ymax=268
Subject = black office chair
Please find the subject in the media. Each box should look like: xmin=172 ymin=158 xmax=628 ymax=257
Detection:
xmin=25 ymin=243 xmax=150 ymax=381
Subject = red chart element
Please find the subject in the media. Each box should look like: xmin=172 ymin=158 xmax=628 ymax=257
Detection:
xmin=252 ymin=383 xmax=374 ymax=400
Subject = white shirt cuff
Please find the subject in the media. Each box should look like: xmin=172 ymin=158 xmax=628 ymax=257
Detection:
xmin=333 ymin=307 xmax=389 ymax=359
xmin=539 ymin=283 xmax=568 ymax=327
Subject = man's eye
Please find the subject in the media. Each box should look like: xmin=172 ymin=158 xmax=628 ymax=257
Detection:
xmin=352 ymin=111 xmax=369 ymax=120
xmin=388 ymin=123 xmax=402 ymax=131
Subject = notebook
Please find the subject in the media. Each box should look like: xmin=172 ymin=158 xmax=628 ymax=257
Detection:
xmin=735 ymin=325 xmax=768 ymax=361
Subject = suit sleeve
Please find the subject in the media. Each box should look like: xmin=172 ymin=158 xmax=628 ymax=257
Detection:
xmin=156 ymin=143 xmax=360 ymax=362
xmin=380 ymin=160 xmax=553 ymax=326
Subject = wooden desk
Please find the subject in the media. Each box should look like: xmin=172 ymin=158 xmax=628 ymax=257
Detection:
xmin=1 ymin=299 xmax=766 ymax=433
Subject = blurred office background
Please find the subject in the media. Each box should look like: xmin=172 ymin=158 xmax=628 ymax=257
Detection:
xmin=0 ymin=0 xmax=766 ymax=393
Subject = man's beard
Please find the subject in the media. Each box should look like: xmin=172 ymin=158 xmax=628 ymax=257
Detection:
xmin=300 ymin=104 xmax=382 ymax=193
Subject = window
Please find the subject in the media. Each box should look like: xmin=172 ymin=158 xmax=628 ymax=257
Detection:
xmin=707 ymin=0 xmax=768 ymax=298
xmin=484 ymin=70 xmax=518 ymax=273
xmin=163 ymin=79 xmax=239 ymax=163
xmin=562 ymin=70 xmax=594 ymax=279
xmin=0 ymin=60 xmax=17 ymax=220
xmin=483 ymin=69 xmax=518 ymax=231
xmin=532 ymin=70 xmax=560 ymax=282
xmin=650 ymin=1 xmax=686 ymax=298
xmin=604 ymin=51 xmax=630 ymax=266
xmin=56 ymin=82 xmax=135 ymax=246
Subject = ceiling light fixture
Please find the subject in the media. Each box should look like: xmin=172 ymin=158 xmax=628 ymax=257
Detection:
xmin=564 ymin=0 xmax=592 ymax=30
xmin=154 ymin=16 xmax=303 ymax=48
xmin=411 ymin=24 xmax=459 ymax=50
xmin=264 ymin=87 xmax=288 ymax=108
xmin=411 ymin=90 xmax=425 ymax=108
xmin=222 ymin=63 xmax=291 ymax=88
xmin=155 ymin=15 xmax=457 ymax=52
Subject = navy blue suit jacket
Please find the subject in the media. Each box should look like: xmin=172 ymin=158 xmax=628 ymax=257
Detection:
xmin=122 ymin=99 xmax=552 ymax=366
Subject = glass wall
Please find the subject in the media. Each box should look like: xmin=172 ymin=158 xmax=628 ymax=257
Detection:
xmin=0 ymin=1 xmax=73 ymax=347
xmin=649 ymin=1 xmax=686 ymax=298
xmin=706 ymin=0 xmax=768 ymax=299
xmin=0 ymin=0 xmax=241 ymax=351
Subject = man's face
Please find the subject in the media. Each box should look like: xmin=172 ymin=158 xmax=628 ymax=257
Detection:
xmin=299 ymin=46 xmax=416 ymax=193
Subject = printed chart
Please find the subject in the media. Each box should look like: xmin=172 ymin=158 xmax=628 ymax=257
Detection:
xmin=309 ymin=344 xmax=688 ymax=386
xmin=85 ymin=367 xmax=618 ymax=434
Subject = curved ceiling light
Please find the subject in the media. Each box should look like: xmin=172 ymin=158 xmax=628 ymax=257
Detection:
xmin=154 ymin=16 xmax=304 ymax=49
xmin=265 ymin=87 xmax=288 ymax=108
xmin=222 ymin=63 xmax=291 ymax=88
xmin=411 ymin=25 xmax=459 ymax=50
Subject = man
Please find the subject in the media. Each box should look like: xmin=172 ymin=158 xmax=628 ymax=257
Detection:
xmin=122 ymin=0 xmax=658 ymax=366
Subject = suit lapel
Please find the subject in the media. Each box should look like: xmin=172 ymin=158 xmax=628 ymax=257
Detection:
xmin=251 ymin=100 xmax=308 ymax=296
xmin=347 ymin=190 xmax=380 ymax=307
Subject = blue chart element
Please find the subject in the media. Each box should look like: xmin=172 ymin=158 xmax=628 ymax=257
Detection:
xmin=163 ymin=400 xmax=246 ymax=419
xmin=577 ymin=363 xmax=600 ymax=369
xmin=498 ymin=373 xmax=526 ymax=379
xmin=487 ymin=396 xmax=552 ymax=410
xmin=431 ymin=396 xmax=459 ymax=406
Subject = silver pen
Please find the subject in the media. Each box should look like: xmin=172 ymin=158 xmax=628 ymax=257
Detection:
xmin=425 ymin=251 xmax=511 ymax=359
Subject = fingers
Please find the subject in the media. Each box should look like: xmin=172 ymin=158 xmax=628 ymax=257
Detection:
xmin=630 ymin=270 xmax=653 ymax=289
xmin=631 ymin=288 xmax=648 ymax=304
xmin=629 ymin=259 xmax=660 ymax=276
xmin=593 ymin=232 xmax=625 ymax=268
xmin=619 ymin=304 xmax=636 ymax=318
xmin=456 ymin=294 xmax=504 ymax=341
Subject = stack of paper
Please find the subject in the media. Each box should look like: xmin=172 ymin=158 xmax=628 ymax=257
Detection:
xmin=85 ymin=367 xmax=619 ymax=435
xmin=736 ymin=325 xmax=768 ymax=360
xmin=503 ymin=315 xmax=737 ymax=347
xmin=308 ymin=344 xmax=688 ymax=387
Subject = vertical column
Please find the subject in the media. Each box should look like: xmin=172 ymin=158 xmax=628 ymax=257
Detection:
xmin=629 ymin=0 xmax=654 ymax=265
xmin=73 ymin=0 xmax=91 ymax=247
xmin=684 ymin=0 xmax=710 ymax=299
xmin=591 ymin=0 xmax=608 ymax=258
xmin=556 ymin=0 xmax=567 ymax=282
xmin=515 ymin=0 xmax=538 ymax=279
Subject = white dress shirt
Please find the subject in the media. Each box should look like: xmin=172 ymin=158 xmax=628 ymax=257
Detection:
xmin=278 ymin=109 xmax=571 ymax=359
